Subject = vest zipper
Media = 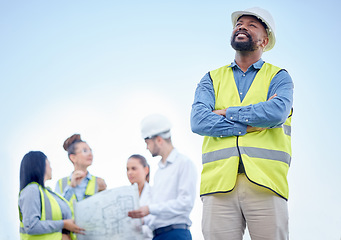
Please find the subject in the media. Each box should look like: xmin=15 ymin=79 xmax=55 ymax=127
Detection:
xmin=236 ymin=136 xmax=245 ymax=173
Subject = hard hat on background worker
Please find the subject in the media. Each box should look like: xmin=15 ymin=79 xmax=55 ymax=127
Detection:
xmin=141 ymin=114 xmax=172 ymax=140
xmin=231 ymin=7 xmax=276 ymax=51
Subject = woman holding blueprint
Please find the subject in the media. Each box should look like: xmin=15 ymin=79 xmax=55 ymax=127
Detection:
xmin=18 ymin=151 xmax=84 ymax=240
xmin=127 ymin=154 xmax=153 ymax=240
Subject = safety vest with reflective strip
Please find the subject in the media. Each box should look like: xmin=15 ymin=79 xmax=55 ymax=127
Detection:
xmin=201 ymin=63 xmax=292 ymax=199
xmin=57 ymin=175 xmax=97 ymax=240
xmin=57 ymin=175 xmax=98 ymax=213
xmin=19 ymin=182 xmax=68 ymax=240
xmin=58 ymin=175 xmax=98 ymax=201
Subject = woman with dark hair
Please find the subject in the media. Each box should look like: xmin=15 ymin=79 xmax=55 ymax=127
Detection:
xmin=55 ymin=134 xmax=106 ymax=207
xmin=18 ymin=151 xmax=84 ymax=240
xmin=127 ymin=154 xmax=152 ymax=240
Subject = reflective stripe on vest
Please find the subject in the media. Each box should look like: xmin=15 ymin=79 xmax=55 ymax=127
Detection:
xmin=58 ymin=175 xmax=98 ymax=201
xmin=202 ymin=146 xmax=291 ymax=166
xmin=58 ymin=174 xmax=98 ymax=238
xmin=201 ymin=63 xmax=292 ymax=199
xmin=19 ymin=183 xmax=63 ymax=240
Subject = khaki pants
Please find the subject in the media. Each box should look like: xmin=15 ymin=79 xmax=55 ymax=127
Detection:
xmin=201 ymin=174 xmax=289 ymax=240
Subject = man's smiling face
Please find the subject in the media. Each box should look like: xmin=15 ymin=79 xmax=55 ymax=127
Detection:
xmin=231 ymin=15 xmax=268 ymax=52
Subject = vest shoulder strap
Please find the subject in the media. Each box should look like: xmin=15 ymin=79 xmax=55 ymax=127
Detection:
xmin=58 ymin=177 xmax=70 ymax=193
xmin=85 ymin=176 xmax=98 ymax=198
xmin=209 ymin=64 xmax=231 ymax=82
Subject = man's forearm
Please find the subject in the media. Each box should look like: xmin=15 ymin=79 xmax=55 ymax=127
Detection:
xmin=191 ymin=106 xmax=247 ymax=137
xmin=225 ymin=96 xmax=292 ymax=128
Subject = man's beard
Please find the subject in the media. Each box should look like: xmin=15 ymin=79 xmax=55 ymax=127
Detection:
xmin=151 ymin=152 xmax=158 ymax=157
xmin=151 ymin=144 xmax=161 ymax=157
xmin=230 ymin=32 xmax=257 ymax=52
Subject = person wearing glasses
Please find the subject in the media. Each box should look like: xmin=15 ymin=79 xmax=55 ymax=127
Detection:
xmin=55 ymin=134 xmax=107 ymax=206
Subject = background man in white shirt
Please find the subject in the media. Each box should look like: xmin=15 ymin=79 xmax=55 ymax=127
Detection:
xmin=128 ymin=114 xmax=197 ymax=240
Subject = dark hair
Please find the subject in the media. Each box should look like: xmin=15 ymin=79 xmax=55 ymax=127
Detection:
xmin=128 ymin=154 xmax=150 ymax=183
xmin=19 ymin=151 xmax=47 ymax=191
xmin=63 ymin=134 xmax=85 ymax=157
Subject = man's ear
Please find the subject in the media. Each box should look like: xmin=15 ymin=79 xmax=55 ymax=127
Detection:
xmin=155 ymin=136 xmax=163 ymax=144
xmin=261 ymin=37 xmax=269 ymax=49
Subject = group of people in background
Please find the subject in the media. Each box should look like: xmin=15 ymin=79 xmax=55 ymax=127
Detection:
xmin=18 ymin=114 xmax=197 ymax=240
xmin=19 ymin=135 xmax=91 ymax=240
xmin=18 ymin=6 xmax=293 ymax=240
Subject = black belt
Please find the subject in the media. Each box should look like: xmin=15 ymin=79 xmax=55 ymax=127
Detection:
xmin=153 ymin=224 xmax=189 ymax=237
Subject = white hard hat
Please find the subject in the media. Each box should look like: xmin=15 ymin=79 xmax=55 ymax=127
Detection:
xmin=140 ymin=114 xmax=172 ymax=139
xmin=231 ymin=7 xmax=276 ymax=51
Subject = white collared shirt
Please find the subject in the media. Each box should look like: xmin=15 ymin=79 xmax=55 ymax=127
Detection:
xmin=140 ymin=181 xmax=152 ymax=207
xmin=140 ymin=182 xmax=153 ymax=239
xmin=146 ymin=149 xmax=197 ymax=230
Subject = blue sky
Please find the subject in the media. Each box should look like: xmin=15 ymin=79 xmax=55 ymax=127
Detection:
xmin=1 ymin=0 xmax=340 ymax=239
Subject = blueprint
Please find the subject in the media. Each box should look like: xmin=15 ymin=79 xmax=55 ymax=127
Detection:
xmin=74 ymin=184 xmax=143 ymax=240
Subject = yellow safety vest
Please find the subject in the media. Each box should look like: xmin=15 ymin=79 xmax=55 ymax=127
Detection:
xmin=57 ymin=175 xmax=97 ymax=216
xmin=19 ymin=182 xmax=68 ymax=240
xmin=57 ymin=175 xmax=98 ymax=240
xmin=57 ymin=175 xmax=98 ymax=202
xmin=201 ymin=63 xmax=292 ymax=199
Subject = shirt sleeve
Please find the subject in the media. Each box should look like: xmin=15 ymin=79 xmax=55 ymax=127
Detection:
xmin=142 ymin=224 xmax=154 ymax=239
xmin=143 ymin=214 xmax=155 ymax=231
xmin=148 ymin=158 xmax=197 ymax=218
xmin=19 ymin=184 xmax=64 ymax=235
xmin=225 ymin=70 xmax=293 ymax=128
xmin=191 ymin=73 xmax=247 ymax=137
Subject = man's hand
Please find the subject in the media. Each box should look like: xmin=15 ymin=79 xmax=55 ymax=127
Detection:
xmin=70 ymin=170 xmax=86 ymax=188
xmin=246 ymin=126 xmax=266 ymax=133
xmin=213 ymin=108 xmax=228 ymax=116
xmin=245 ymin=94 xmax=276 ymax=133
xmin=97 ymin=178 xmax=107 ymax=192
xmin=128 ymin=206 xmax=150 ymax=218
xmin=268 ymin=93 xmax=277 ymax=101
xmin=213 ymin=95 xmax=275 ymax=132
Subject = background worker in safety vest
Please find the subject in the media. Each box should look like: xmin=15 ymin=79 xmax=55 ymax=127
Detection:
xmin=55 ymin=134 xmax=107 ymax=206
xmin=128 ymin=114 xmax=197 ymax=240
xmin=191 ymin=7 xmax=293 ymax=240
xmin=19 ymin=151 xmax=85 ymax=240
